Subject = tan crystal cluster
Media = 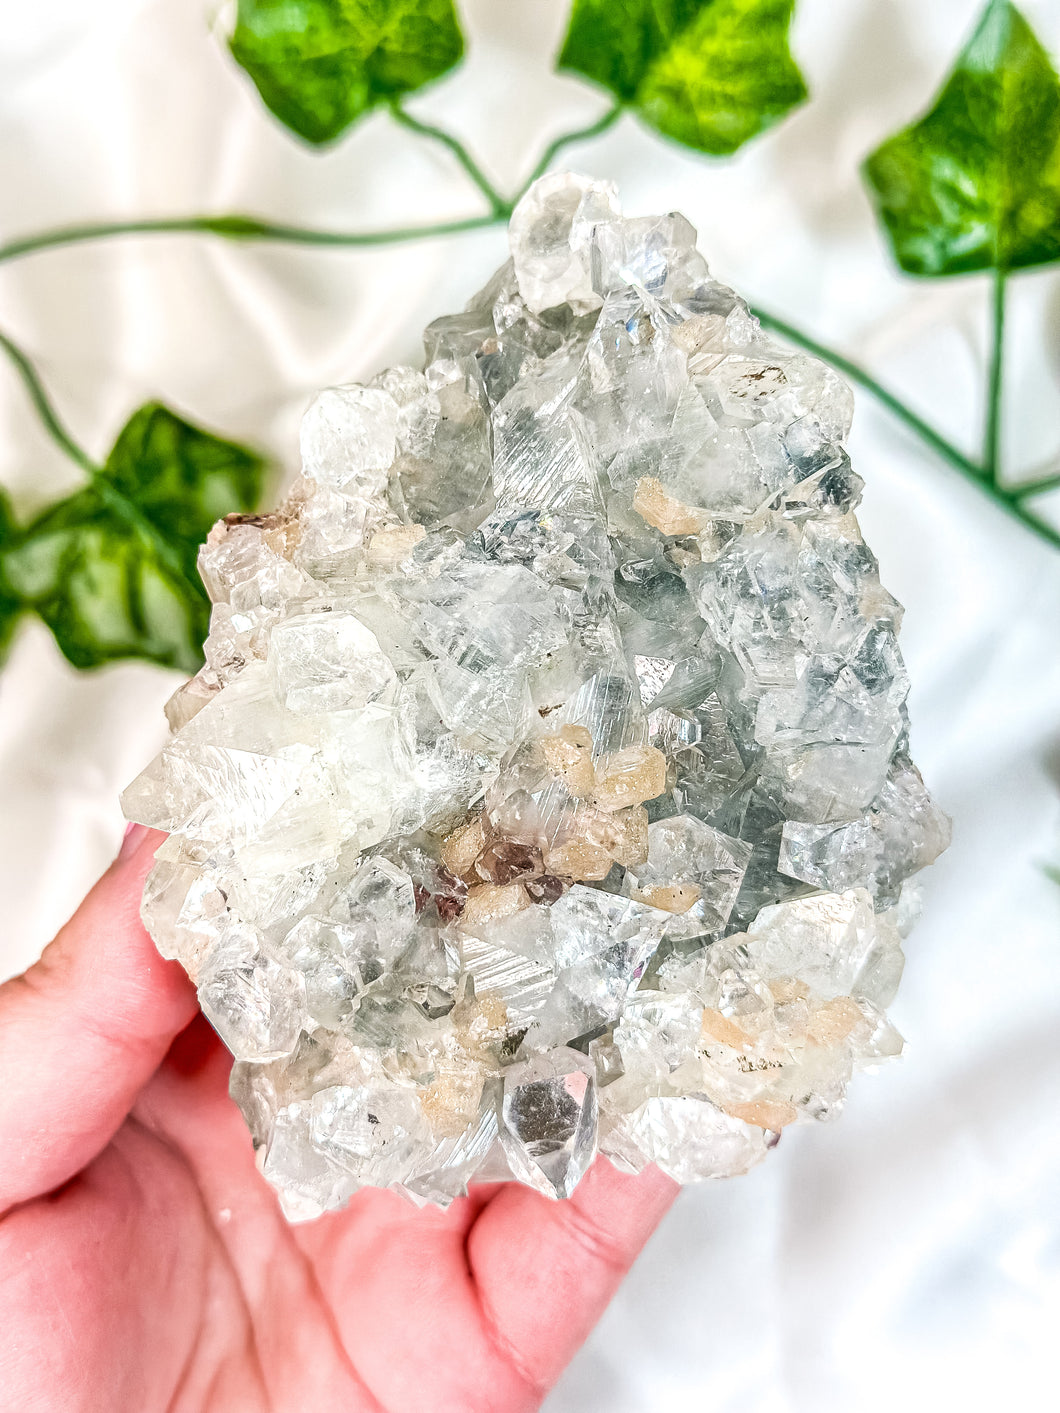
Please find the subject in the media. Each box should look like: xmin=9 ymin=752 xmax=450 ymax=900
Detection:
xmin=123 ymin=175 xmax=949 ymax=1218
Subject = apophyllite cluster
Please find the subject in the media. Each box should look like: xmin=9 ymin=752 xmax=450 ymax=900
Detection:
xmin=123 ymin=174 xmax=950 ymax=1219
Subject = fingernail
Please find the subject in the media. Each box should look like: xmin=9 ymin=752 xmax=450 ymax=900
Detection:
xmin=119 ymin=822 xmax=150 ymax=861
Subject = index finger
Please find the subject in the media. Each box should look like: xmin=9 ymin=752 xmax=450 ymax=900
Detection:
xmin=466 ymin=1157 xmax=678 ymax=1401
xmin=0 ymin=826 xmax=197 ymax=1214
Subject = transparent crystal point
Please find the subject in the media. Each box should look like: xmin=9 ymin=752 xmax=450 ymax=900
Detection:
xmin=263 ymin=1100 xmax=359 ymax=1222
xmin=499 ymin=1049 xmax=598 ymax=1199
xmin=601 ymin=1093 xmax=771 ymax=1183
xmin=626 ymin=814 xmax=752 ymax=933
xmin=300 ymin=385 xmax=399 ymax=493
xmin=197 ymin=921 xmax=307 ymax=1062
xmin=404 ymin=1098 xmax=500 ymax=1206
xmin=311 ymin=1082 xmax=431 ymax=1186
xmin=508 ymin=171 xmax=618 ymax=315
xmin=270 ymin=609 xmax=397 ymax=716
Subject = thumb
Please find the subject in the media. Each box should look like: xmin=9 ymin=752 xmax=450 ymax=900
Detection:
xmin=0 ymin=826 xmax=197 ymax=1214
xmin=467 ymin=1157 xmax=678 ymax=1402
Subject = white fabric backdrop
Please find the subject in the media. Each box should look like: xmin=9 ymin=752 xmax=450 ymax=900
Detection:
xmin=2 ymin=2 xmax=1059 ymax=1409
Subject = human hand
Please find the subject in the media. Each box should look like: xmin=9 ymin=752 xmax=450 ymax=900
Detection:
xmin=0 ymin=827 xmax=677 ymax=1412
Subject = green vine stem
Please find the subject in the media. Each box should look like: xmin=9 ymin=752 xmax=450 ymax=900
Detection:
xmin=984 ymin=266 xmax=1007 ymax=482
xmin=522 ymin=104 xmax=623 ymax=190
xmin=753 ymin=306 xmax=1060 ymax=552
xmin=751 ymin=308 xmax=983 ymax=480
xmin=0 ymin=212 xmax=501 ymax=265
xmin=0 ymin=328 xmax=100 ymax=474
xmin=389 ymin=104 xmax=512 ymax=217
xmin=1009 ymin=470 xmax=1060 ymax=499
xmin=0 ymin=327 xmax=209 ymax=595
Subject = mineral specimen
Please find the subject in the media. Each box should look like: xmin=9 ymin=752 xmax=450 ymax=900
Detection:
xmin=123 ymin=173 xmax=950 ymax=1219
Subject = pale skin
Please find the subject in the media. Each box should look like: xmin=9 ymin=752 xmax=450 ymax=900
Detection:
xmin=0 ymin=826 xmax=677 ymax=1412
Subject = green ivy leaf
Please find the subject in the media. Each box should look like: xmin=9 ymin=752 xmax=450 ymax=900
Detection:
xmin=230 ymin=0 xmax=465 ymax=145
xmin=864 ymin=0 xmax=1060 ymax=276
xmin=0 ymin=489 xmax=22 ymax=663
xmin=5 ymin=405 xmax=266 ymax=674
xmin=558 ymin=0 xmax=807 ymax=156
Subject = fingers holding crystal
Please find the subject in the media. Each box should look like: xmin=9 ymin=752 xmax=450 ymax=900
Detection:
xmin=0 ymin=827 xmax=197 ymax=1212
xmin=465 ymin=1157 xmax=678 ymax=1398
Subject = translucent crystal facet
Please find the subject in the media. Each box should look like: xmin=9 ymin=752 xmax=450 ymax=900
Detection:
xmin=197 ymin=921 xmax=307 ymax=1063
xmin=124 ymin=175 xmax=949 ymax=1216
xmin=499 ymin=1050 xmax=598 ymax=1198
xmin=270 ymin=610 xmax=396 ymax=716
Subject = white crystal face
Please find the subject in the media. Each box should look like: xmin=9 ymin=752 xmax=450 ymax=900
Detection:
xmin=270 ymin=610 xmax=397 ymax=716
xmin=300 ymin=385 xmax=398 ymax=492
xmin=123 ymin=174 xmax=950 ymax=1217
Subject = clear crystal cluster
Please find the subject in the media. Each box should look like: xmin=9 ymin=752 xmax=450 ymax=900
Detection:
xmin=123 ymin=174 xmax=950 ymax=1218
